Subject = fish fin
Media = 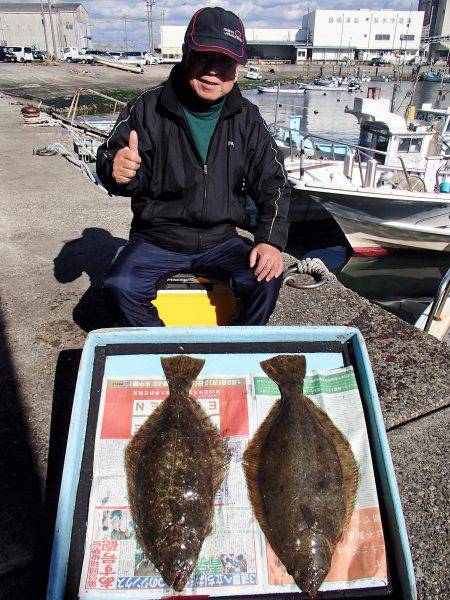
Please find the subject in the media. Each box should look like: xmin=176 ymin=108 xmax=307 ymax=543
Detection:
xmin=242 ymin=398 xmax=283 ymax=555
xmin=186 ymin=396 xmax=231 ymax=494
xmin=260 ymin=355 xmax=306 ymax=389
xmin=302 ymin=395 xmax=360 ymax=532
xmin=125 ymin=400 xmax=168 ymax=557
xmin=160 ymin=355 xmax=205 ymax=394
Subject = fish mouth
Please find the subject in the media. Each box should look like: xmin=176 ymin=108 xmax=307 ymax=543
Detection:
xmin=172 ymin=571 xmax=190 ymax=592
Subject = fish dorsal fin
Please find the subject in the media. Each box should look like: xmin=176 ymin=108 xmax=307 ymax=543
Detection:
xmin=260 ymin=354 xmax=306 ymax=390
xmin=160 ymin=355 xmax=205 ymax=395
xmin=302 ymin=395 xmax=360 ymax=533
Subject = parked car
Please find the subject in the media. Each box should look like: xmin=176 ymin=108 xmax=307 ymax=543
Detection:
xmin=370 ymin=58 xmax=390 ymax=66
xmin=32 ymin=50 xmax=46 ymax=61
xmin=89 ymin=50 xmax=114 ymax=60
xmin=144 ymin=52 xmax=163 ymax=65
xmin=63 ymin=47 xmax=92 ymax=63
xmin=6 ymin=46 xmax=33 ymax=62
xmin=118 ymin=51 xmax=146 ymax=66
xmin=0 ymin=46 xmax=17 ymax=62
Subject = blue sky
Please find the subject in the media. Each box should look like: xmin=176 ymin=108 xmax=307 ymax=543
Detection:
xmin=5 ymin=1 xmax=419 ymax=48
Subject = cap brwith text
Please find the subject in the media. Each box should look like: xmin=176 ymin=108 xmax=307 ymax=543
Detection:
xmin=184 ymin=6 xmax=247 ymax=65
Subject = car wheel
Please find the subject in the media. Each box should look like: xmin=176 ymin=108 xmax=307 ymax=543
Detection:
xmin=66 ymin=57 xmax=72 ymax=62
xmin=20 ymin=57 xmax=25 ymax=62
xmin=81 ymin=59 xmax=87 ymax=64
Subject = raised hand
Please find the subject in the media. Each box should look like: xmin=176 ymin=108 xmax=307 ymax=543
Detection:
xmin=112 ymin=130 xmax=142 ymax=184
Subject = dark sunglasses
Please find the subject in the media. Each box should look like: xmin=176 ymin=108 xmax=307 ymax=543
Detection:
xmin=188 ymin=50 xmax=236 ymax=69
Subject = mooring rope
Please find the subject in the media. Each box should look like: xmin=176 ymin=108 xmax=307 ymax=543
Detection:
xmin=282 ymin=257 xmax=337 ymax=289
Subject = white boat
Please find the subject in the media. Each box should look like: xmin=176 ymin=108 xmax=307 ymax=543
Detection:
xmin=298 ymin=76 xmax=362 ymax=92
xmin=415 ymin=268 xmax=450 ymax=342
xmin=245 ymin=66 xmax=262 ymax=80
xmin=285 ymin=96 xmax=450 ymax=254
xmin=257 ymin=85 xmax=305 ymax=95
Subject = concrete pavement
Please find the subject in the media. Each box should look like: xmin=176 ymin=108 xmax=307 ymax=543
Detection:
xmin=0 ymin=92 xmax=448 ymax=599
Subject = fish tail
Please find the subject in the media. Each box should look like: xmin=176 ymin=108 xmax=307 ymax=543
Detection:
xmin=260 ymin=354 xmax=306 ymax=389
xmin=160 ymin=355 xmax=205 ymax=394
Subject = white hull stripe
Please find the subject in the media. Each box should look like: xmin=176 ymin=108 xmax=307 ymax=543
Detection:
xmin=262 ymin=118 xmax=286 ymax=242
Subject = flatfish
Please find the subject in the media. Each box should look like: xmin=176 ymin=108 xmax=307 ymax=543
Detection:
xmin=125 ymin=355 xmax=230 ymax=591
xmin=243 ymin=355 xmax=359 ymax=598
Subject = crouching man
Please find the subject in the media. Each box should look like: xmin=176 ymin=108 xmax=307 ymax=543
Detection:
xmin=96 ymin=6 xmax=290 ymax=326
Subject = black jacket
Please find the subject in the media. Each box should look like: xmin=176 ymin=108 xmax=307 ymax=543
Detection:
xmin=96 ymin=64 xmax=290 ymax=254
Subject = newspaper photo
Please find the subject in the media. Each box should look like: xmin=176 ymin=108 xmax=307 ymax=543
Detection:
xmin=78 ymin=363 xmax=387 ymax=598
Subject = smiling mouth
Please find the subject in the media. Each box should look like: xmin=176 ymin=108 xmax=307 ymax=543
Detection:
xmin=199 ymin=79 xmax=218 ymax=87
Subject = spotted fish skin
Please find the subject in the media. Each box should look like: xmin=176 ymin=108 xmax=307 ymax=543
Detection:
xmin=126 ymin=355 xmax=230 ymax=591
xmin=243 ymin=355 xmax=358 ymax=598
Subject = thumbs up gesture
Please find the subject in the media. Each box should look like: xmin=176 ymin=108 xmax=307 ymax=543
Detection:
xmin=112 ymin=130 xmax=142 ymax=184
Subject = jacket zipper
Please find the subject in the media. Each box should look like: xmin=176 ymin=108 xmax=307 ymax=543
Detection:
xmin=179 ymin=111 xmax=227 ymax=251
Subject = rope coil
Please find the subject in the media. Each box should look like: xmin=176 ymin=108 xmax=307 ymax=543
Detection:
xmin=282 ymin=258 xmax=336 ymax=289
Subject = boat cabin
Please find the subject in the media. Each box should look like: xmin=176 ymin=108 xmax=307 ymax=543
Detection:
xmin=345 ymin=97 xmax=436 ymax=169
xmin=415 ymin=103 xmax=450 ymax=143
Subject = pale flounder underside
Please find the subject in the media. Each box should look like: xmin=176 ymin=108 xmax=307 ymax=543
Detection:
xmin=243 ymin=354 xmax=359 ymax=599
xmin=125 ymin=355 xmax=230 ymax=591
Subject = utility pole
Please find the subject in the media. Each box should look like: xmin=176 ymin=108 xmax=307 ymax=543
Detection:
xmin=123 ymin=15 xmax=128 ymax=52
xmin=47 ymin=0 xmax=58 ymax=59
xmin=161 ymin=8 xmax=165 ymax=27
xmin=146 ymin=0 xmax=155 ymax=56
xmin=39 ymin=0 xmax=49 ymax=56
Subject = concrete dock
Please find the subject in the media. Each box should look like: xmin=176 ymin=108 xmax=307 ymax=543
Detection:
xmin=0 ymin=92 xmax=448 ymax=599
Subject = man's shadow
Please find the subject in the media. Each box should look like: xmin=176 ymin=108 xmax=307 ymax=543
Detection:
xmin=53 ymin=228 xmax=127 ymax=332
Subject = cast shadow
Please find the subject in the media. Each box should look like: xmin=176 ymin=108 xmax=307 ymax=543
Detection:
xmin=53 ymin=228 xmax=127 ymax=332
xmin=0 ymin=306 xmax=47 ymax=599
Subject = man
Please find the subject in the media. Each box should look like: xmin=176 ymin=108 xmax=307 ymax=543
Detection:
xmin=96 ymin=6 xmax=290 ymax=327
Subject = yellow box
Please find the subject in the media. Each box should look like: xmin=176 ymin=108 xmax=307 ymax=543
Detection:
xmin=153 ymin=275 xmax=236 ymax=326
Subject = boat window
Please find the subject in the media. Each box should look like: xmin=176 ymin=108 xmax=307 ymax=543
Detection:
xmin=398 ymin=137 xmax=422 ymax=153
xmin=445 ymin=120 xmax=450 ymax=133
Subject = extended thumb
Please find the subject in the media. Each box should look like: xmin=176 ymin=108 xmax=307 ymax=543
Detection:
xmin=128 ymin=130 xmax=138 ymax=151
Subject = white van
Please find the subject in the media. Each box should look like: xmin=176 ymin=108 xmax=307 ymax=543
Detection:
xmin=7 ymin=46 xmax=33 ymax=62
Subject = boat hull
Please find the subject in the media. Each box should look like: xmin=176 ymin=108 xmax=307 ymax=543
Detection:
xmin=298 ymin=186 xmax=450 ymax=254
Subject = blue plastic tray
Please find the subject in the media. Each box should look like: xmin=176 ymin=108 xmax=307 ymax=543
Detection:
xmin=46 ymin=326 xmax=416 ymax=600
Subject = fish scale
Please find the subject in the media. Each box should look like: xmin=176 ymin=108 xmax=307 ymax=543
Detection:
xmin=126 ymin=355 xmax=230 ymax=591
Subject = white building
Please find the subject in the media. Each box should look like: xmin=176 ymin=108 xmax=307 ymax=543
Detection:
xmin=160 ymin=26 xmax=299 ymax=62
xmin=0 ymin=2 xmax=90 ymax=53
xmin=297 ymin=9 xmax=425 ymax=62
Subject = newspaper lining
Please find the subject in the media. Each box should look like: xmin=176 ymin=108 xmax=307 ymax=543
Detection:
xmin=79 ymin=366 xmax=388 ymax=598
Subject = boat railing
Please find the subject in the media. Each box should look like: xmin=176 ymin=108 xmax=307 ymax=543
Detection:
xmin=271 ymin=123 xmax=420 ymax=191
xmin=424 ymin=268 xmax=450 ymax=334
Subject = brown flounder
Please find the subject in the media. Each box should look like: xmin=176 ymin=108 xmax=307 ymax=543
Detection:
xmin=243 ymin=355 xmax=359 ymax=598
xmin=125 ymin=355 xmax=230 ymax=591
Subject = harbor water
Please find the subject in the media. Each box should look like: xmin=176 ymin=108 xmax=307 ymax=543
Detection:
xmin=243 ymin=81 xmax=450 ymax=325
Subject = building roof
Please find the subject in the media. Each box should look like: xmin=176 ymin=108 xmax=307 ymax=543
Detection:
xmin=0 ymin=3 xmax=83 ymax=12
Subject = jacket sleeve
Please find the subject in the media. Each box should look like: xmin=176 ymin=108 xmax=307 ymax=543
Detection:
xmin=96 ymin=93 xmax=153 ymax=197
xmin=245 ymin=111 xmax=291 ymax=251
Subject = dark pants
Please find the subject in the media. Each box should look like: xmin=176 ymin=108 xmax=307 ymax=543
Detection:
xmin=102 ymin=236 xmax=282 ymax=327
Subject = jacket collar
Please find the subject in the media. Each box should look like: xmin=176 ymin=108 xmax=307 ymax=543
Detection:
xmin=159 ymin=62 xmax=244 ymax=119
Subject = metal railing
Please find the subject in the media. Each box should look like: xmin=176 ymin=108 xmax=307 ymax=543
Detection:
xmin=269 ymin=123 xmax=439 ymax=191
xmin=424 ymin=268 xmax=450 ymax=333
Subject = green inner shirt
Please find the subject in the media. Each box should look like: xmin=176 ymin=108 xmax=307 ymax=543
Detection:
xmin=182 ymin=98 xmax=225 ymax=164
